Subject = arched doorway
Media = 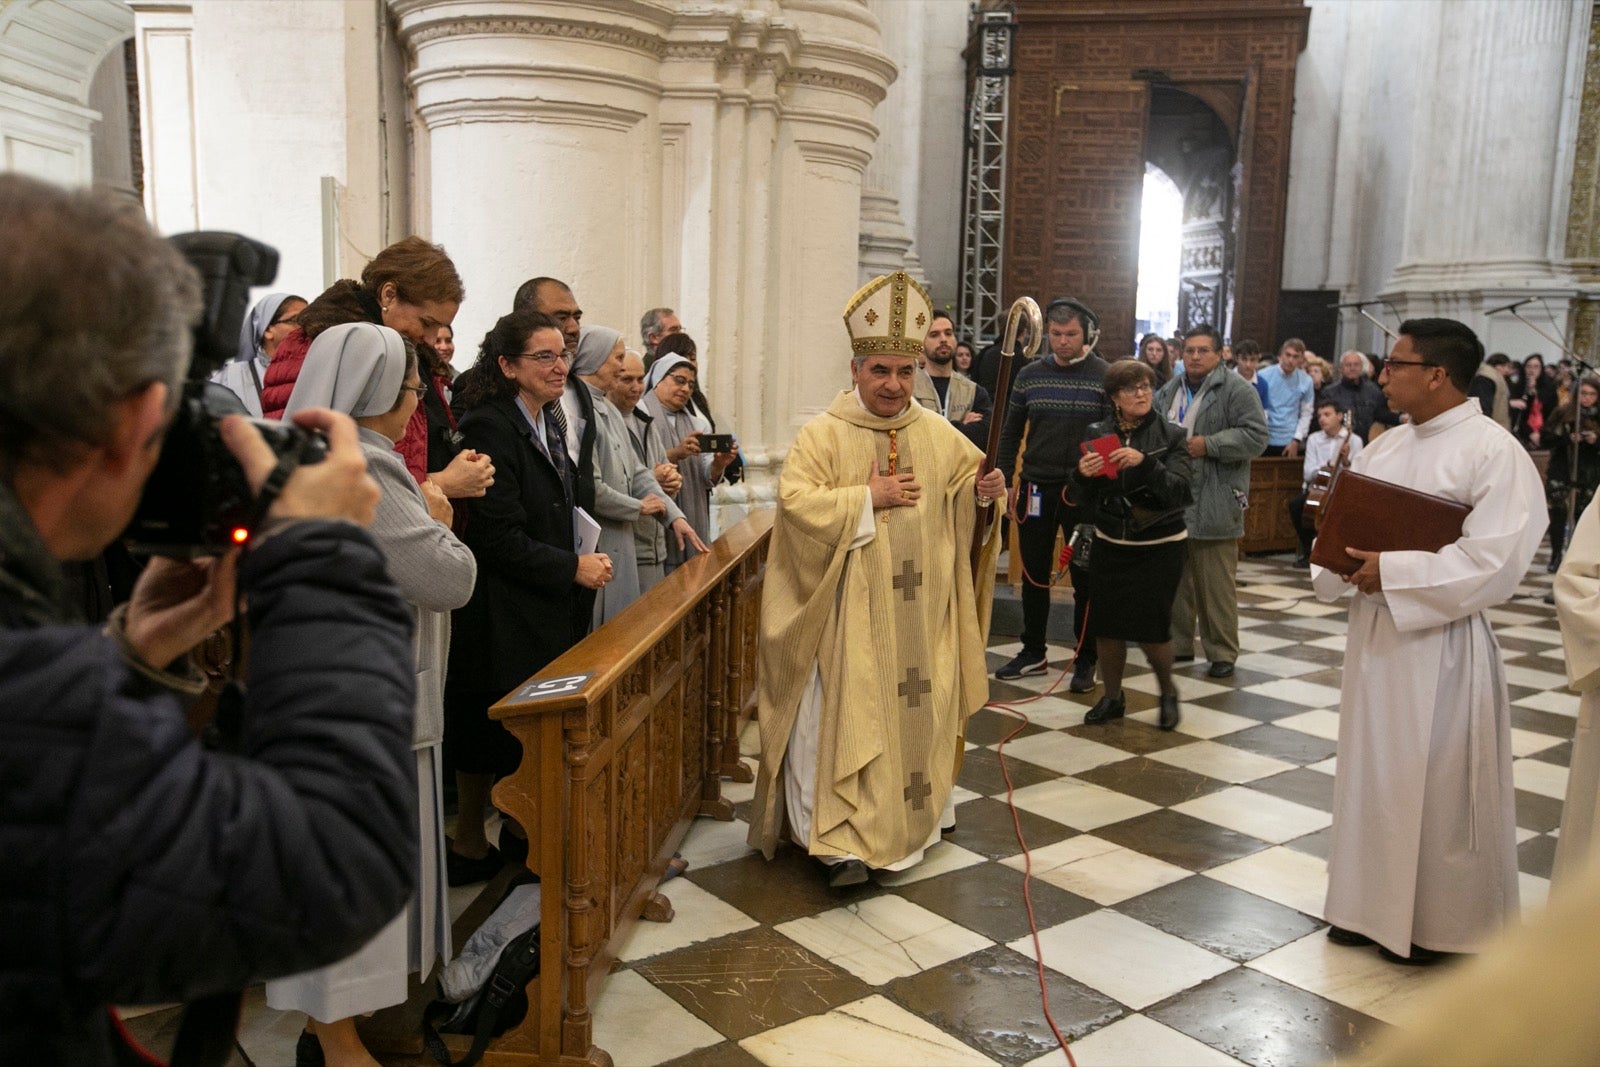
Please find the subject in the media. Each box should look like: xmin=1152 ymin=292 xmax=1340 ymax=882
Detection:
xmin=997 ymin=0 xmax=1307 ymax=362
xmin=1144 ymin=84 xmax=1236 ymax=339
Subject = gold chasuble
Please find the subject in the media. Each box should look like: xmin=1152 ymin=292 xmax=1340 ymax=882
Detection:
xmin=748 ymin=391 xmax=1001 ymax=868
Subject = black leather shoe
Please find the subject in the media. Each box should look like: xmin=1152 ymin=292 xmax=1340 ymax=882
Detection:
xmin=828 ymin=859 xmax=871 ymax=888
xmin=1158 ymin=693 xmax=1180 ymax=731
xmin=1083 ymin=693 xmax=1126 ymax=724
xmin=1379 ymin=943 xmax=1462 ymax=966
xmin=295 ymin=1030 xmax=325 ymax=1067
xmin=1326 ymin=925 xmax=1375 ymax=947
xmin=1174 ymin=654 xmax=1195 ymax=663
xmin=446 ymin=841 xmax=504 ymax=887
xmin=1206 ymin=661 xmax=1235 ymax=679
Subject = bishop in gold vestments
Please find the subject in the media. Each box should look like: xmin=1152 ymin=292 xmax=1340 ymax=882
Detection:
xmin=748 ymin=271 xmax=1002 ymax=881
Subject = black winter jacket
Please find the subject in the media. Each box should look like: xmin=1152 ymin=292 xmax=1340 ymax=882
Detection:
xmin=1068 ymin=411 xmax=1194 ymax=542
xmin=0 ymin=514 xmax=418 ymax=1065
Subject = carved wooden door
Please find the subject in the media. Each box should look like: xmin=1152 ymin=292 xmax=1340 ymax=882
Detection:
xmin=1006 ymin=78 xmax=1149 ymax=361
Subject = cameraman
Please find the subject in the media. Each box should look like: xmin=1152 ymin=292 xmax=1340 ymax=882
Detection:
xmin=0 ymin=175 xmax=420 ymax=1063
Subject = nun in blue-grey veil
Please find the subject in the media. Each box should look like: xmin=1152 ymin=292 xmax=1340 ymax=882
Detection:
xmin=266 ymin=321 xmax=475 ymax=1064
xmin=209 ymin=291 xmax=305 ymax=416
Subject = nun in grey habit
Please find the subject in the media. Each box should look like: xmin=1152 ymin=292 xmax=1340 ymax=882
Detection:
xmin=573 ymin=325 xmax=704 ymax=626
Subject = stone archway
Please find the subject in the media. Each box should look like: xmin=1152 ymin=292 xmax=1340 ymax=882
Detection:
xmin=0 ymin=0 xmax=135 ymax=186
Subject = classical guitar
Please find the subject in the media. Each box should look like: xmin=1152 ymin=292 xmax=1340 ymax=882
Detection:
xmin=1302 ymin=412 xmax=1352 ymax=532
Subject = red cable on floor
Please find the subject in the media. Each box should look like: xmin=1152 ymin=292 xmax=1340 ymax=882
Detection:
xmin=981 ymin=602 xmax=1091 ymax=1067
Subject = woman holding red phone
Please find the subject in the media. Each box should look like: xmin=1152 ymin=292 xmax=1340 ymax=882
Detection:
xmin=1069 ymin=360 xmax=1195 ymax=730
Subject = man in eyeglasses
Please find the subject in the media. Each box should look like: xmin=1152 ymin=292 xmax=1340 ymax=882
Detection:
xmin=1314 ymin=318 xmax=1546 ymax=967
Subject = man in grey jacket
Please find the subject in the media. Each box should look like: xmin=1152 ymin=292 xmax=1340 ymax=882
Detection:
xmin=1153 ymin=323 xmax=1269 ymax=678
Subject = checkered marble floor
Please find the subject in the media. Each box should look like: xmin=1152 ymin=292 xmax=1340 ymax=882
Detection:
xmin=128 ymin=552 xmax=1577 ymax=1066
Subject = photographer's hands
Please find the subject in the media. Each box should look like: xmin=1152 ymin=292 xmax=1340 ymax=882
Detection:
xmin=220 ymin=410 xmax=380 ymax=526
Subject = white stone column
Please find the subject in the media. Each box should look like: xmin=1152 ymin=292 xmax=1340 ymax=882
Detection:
xmin=857 ymin=0 xmax=918 ymax=284
xmin=1380 ymin=0 xmax=1584 ymax=355
xmin=391 ymin=0 xmax=671 ymax=354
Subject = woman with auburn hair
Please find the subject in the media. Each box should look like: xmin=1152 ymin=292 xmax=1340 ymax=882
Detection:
xmin=1137 ymin=332 xmax=1172 ymax=386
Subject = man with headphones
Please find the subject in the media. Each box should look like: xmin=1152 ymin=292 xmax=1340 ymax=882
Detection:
xmin=994 ymin=298 xmax=1112 ymax=688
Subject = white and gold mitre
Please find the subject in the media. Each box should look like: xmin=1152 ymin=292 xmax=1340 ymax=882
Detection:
xmin=843 ymin=270 xmax=934 ymax=358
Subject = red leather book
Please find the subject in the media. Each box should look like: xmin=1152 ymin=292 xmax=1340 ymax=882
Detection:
xmin=1310 ymin=469 xmax=1471 ymax=576
xmin=1079 ymin=434 xmax=1123 ymax=477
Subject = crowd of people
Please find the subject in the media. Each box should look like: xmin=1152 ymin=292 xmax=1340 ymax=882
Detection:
xmin=4 ymin=165 xmax=1596 ymax=1066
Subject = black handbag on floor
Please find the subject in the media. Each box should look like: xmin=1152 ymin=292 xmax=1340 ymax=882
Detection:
xmin=421 ymin=875 xmax=541 ymax=1067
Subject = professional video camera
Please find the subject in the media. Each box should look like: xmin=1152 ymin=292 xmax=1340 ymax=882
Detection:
xmin=126 ymin=233 xmax=327 ymax=556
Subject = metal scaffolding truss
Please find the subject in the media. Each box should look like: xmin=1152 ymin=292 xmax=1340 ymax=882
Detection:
xmin=958 ymin=7 xmax=1015 ymax=346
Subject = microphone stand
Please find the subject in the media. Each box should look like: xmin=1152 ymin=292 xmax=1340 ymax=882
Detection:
xmin=1489 ymin=297 xmax=1600 ymax=568
xmin=1327 ymin=298 xmax=1400 ymax=344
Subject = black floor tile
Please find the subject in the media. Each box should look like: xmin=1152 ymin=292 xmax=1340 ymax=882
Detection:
xmin=1094 ymin=809 xmax=1271 ymax=872
xmin=1116 ymin=875 xmax=1324 ymax=962
xmin=957 ymin=746 xmax=1062 ymax=797
xmin=1519 ymin=833 xmax=1559 ymax=880
xmin=1148 ymin=967 xmax=1386 ymax=1067
xmin=1223 ymin=725 xmax=1339 ymax=766
xmin=1074 ymin=756 xmax=1230 ymax=807
xmin=685 ymin=846 xmax=883 ymax=927
xmin=1249 ymin=768 xmax=1337 ymax=813
xmin=1516 ymin=788 xmax=1566 ymax=833
xmin=893 ymin=860 xmax=1097 ymax=944
xmin=884 ymin=944 xmax=1123 ymax=1064
xmin=943 ymin=797 xmax=1077 ymax=860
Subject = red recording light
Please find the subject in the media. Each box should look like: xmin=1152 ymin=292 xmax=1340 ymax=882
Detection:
xmin=231 ymin=527 xmax=250 ymax=544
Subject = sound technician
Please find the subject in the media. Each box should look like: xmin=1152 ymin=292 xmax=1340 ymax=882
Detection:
xmin=994 ymin=298 xmax=1112 ymax=691
xmin=0 ymin=174 xmax=419 ymax=1064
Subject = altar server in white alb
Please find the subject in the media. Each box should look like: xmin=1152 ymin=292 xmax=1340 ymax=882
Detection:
xmin=1313 ymin=318 xmax=1546 ymax=965
xmin=1552 ymin=496 xmax=1600 ymax=887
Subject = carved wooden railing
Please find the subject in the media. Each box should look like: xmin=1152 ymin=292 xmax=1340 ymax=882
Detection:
xmin=365 ymin=509 xmax=773 ymax=1066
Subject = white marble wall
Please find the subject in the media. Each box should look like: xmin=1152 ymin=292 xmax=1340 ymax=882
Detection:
xmin=1285 ymin=0 xmax=1591 ymax=358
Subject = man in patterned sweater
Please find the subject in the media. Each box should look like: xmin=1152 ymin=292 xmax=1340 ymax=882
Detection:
xmin=994 ymin=298 xmax=1112 ymax=690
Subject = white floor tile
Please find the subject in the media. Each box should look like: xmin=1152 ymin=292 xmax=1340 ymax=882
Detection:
xmin=951 ymin=784 xmax=985 ymax=807
xmin=1246 ymin=930 xmax=1442 ymax=1026
xmin=591 ymin=969 xmax=725 ymax=1066
xmin=1203 ymin=846 xmax=1328 ymax=918
xmin=1006 ymin=776 xmax=1160 ymax=831
xmin=1496 ymin=625 xmax=1565 ymax=645
xmin=1275 ymin=709 xmax=1342 ymax=741
xmin=1234 ymin=652 xmax=1327 ymax=678
xmin=1278 ymin=616 xmax=1351 ymax=634
xmin=1513 ymin=757 xmax=1570 ymax=800
xmin=874 ymin=842 xmax=988 ymax=887
xmin=1306 ymin=756 xmax=1338 ymax=776
xmin=989 ymin=731 xmax=1132 ymax=777
xmin=1126 ymin=703 xmax=1257 ymax=739
xmin=1023 ymin=1013 xmax=1246 ymax=1066
xmin=616 ymin=878 xmax=760 ymax=962
xmin=1004 ymin=835 xmax=1192 ymax=905
xmin=1305 ymin=634 xmax=1348 ymax=652
xmin=1242 ymin=677 xmax=1346 ymax=708
xmin=775 ymin=896 xmax=992 ymax=985
xmin=1236 ymin=629 xmax=1297 ymax=653
xmin=1512 ymin=689 xmax=1581 ymax=716
xmin=676 ymin=814 xmax=758 ymax=871
xmin=1509 ymin=727 xmax=1568 ymax=757
xmin=1281 ymin=600 xmax=1345 ymax=618
xmin=1237 ymin=583 xmax=1318 ymax=600
xmin=1521 ymin=872 xmax=1551 ymax=918
xmin=1006 ymin=910 xmax=1235 ymax=1011
xmin=1173 ymin=786 xmax=1333 ymax=844
xmin=998 ymin=694 xmax=1098 ymax=730
xmin=740 ymin=995 xmax=998 ymax=1065
xmin=1146 ymin=740 xmax=1297 ymax=783
xmin=1125 ymin=673 xmax=1231 ymax=700
xmin=1502 ymin=664 xmax=1574 ymax=690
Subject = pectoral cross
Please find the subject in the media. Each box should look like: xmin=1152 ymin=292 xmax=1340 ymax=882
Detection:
xmin=887 ymin=429 xmax=898 ymax=475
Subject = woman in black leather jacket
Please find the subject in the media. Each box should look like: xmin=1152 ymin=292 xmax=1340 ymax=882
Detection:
xmin=1068 ymin=360 xmax=1195 ymax=730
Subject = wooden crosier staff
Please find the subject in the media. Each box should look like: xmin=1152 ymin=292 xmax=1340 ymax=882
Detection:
xmin=972 ymin=296 xmax=1043 ymax=578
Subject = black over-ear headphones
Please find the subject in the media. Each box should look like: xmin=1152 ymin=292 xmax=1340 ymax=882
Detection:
xmin=1045 ymin=297 xmax=1101 ymax=351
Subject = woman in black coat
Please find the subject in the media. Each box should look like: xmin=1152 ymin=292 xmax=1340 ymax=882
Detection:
xmin=1511 ymin=353 xmax=1559 ymax=448
xmin=1068 ymin=359 xmax=1195 ymax=731
xmin=443 ymin=310 xmax=614 ymax=883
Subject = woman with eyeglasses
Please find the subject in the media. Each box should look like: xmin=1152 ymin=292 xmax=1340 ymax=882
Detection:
xmin=1067 ymin=359 xmax=1194 ymax=731
xmin=269 ymin=321 xmax=475 ymax=1067
xmin=444 ymin=310 xmax=614 ymax=886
